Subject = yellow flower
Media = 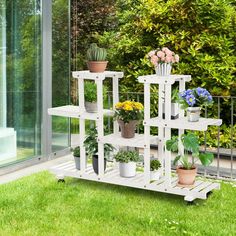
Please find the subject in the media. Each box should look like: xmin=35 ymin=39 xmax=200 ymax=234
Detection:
xmin=123 ymin=104 xmax=133 ymax=111
xmin=133 ymin=102 xmax=143 ymax=110
xmin=115 ymin=102 xmax=123 ymax=109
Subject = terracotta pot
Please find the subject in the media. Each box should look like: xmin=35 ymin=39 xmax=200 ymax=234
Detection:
xmin=87 ymin=61 xmax=108 ymax=73
xmin=117 ymin=120 xmax=138 ymax=138
xmin=176 ymin=166 xmax=197 ymax=186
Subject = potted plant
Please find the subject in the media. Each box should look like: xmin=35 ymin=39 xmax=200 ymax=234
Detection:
xmin=73 ymin=146 xmax=81 ymax=170
xmin=147 ymin=47 xmax=179 ymax=76
xmin=84 ymin=81 xmax=108 ymax=113
xmin=179 ymin=87 xmax=213 ymax=122
xmin=114 ymin=150 xmax=140 ymax=178
xmin=86 ymin=43 xmax=108 ymax=73
xmin=166 ymin=132 xmax=214 ymax=186
xmin=84 ymin=128 xmax=114 ymax=174
xmin=114 ymin=101 xmax=144 ymax=138
xmin=163 ymin=87 xmax=179 ymax=119
xmin=150 ymin=159 xmax=161 ymax=181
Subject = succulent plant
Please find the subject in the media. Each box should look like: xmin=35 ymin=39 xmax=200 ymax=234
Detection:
xmin=86 ymin=43 xmax=107 ymax=61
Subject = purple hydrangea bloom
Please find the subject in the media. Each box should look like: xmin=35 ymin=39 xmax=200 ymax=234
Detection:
xmin=186 ymin=94 xmax=196 ymax=106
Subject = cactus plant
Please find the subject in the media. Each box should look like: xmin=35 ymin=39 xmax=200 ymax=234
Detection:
xmin=86 ymin=43 xmax=107 ymax=61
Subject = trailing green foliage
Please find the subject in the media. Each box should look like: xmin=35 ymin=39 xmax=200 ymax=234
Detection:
xmin=166 ymin=133 xmax=214 ymax=169
xmin=99 ymin=0 xmax=236 ymax=96
xmin=114 ymin=150 xmax=140 ymax=163
xmin=150 ymin=159 xmax=161 ymax=171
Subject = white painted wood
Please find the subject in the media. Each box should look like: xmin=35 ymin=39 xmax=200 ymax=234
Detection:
xmin=138 ymin=74 xmax=191 ymax=84
xmin=178 ymin=79 xmax=186 ymax=156
xmin=48 ymin=105 xmax=114 ymax=120
xmin=48 ymin=71 xmax=221 ymax=201
xmin=145 ymin=117 xmax=222 ymax=131
xmin=100 ymin=133 xmax=159 ymax=148
xmin=72 ymin=71 xmax=124 ymax=80
xmin=96 ymin=79 xmax=105 ymax=177
xmin=112 ymin=76 xmax=120 ymax=135
xmin=79 ymin=118 xmax=86 ymax=174
xmin=78 ymin=79 xmax=85 ymax=113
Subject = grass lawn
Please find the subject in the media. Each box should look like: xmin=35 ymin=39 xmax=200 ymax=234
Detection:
xmin=0 ymin=172 xmax=236 ymax=236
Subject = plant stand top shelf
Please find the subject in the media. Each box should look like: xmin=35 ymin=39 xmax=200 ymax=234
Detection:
xmin=137 ymin=74 xmax=191 ymax=84
xmin=72 ymin=70 xmax=124 ymax=80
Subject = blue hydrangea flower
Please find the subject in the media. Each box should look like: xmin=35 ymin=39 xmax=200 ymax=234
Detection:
xmin=186 ymin=94 xmax=196 ymax=106
xmin=208 ymin=95 xmax=213 ymax=101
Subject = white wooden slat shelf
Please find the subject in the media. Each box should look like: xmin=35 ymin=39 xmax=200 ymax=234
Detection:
xmin=48 ymin=105 xmax=114 ymax=120
xmin=138 ymin=74 xmax=191 ymax=84
xmin=72 ymin=71 xmax=124 ymax=80
xmin=99 ymin=133 xmax=159 ymax=148
xmin=48 ymin=70 xmax=221 ymax=202
xmin=144 ymin=117 xmax=222 ymax=131
xmin=50 ymin=161 xmax=219 ymax=200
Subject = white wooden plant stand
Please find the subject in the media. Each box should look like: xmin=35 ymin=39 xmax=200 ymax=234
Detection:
xmin=48 ymin=71 xmax=222 ymax=202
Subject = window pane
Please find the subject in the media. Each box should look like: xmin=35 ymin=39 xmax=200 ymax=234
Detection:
xmin=0 ymin=0 xmax=41 ymax=166
xmin=52 ymin=0 xmax=70 ymax=152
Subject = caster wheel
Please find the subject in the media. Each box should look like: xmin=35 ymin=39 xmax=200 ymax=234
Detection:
xmin=186 ymin=201 xmax=195 ymax=205
xmin=207 ymin=191 xmax=213 ymax=198
xmin=58 ymin=179 xmax=65 ymax=183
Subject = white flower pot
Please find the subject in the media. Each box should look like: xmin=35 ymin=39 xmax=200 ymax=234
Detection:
xmin=155 ymin=63 xmax=172 ymax=76
xmin=119 ymin=162 xmax=136 ymax=178
xmin=150 ymin=171 xmax=161 ymax=181
xmin=85 ymin=101 xmax=97 ymax=113
xmin=187 ymin=107 xmax=201 ymax=122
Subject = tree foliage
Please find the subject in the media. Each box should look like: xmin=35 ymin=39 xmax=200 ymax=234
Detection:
xmin=98 ymin=0 xmax=236 ymax=96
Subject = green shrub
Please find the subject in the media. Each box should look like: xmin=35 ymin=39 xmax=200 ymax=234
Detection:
xmin=99 ymin=0 xmax=236 ymax=96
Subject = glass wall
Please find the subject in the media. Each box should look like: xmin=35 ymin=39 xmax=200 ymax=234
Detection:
xmin=0 ymin=0 xmax=41 ymax=166
xmin=0 ymin=0 xmax=70 ymax=167
xmin=52 ymin=0 xmax=70 ymax=152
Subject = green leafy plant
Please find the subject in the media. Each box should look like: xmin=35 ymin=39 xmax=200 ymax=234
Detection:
xmin=86 ymin=43 xmax=107 ymax=61
xmin=114 ymin=150 xmax=140 ymax=163
xmin=166 ymin=133 xmax=214 ymax=170
xmin=171 ymin=87 xmax=179 ymax=103
xmin=150 ymin=159 xmax=161 ymax=171
xmin=84 ymin=81 xmax=108 ymax=103
xmin=73 ymin=146 xmax=80 ymax=158
xmin=84 ymin=129 xmax=114 ymax=157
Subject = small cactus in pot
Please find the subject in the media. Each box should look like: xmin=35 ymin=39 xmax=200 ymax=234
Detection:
xmin=86 ymin=43 xmax=108 ymax=73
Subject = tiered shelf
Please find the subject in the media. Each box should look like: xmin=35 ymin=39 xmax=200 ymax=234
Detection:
xmin=49 ymin=70 xmax=222 ymax=202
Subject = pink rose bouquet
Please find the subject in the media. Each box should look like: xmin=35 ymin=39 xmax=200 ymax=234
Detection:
xmin=147 ymin=47 xmax=179 ymax=66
